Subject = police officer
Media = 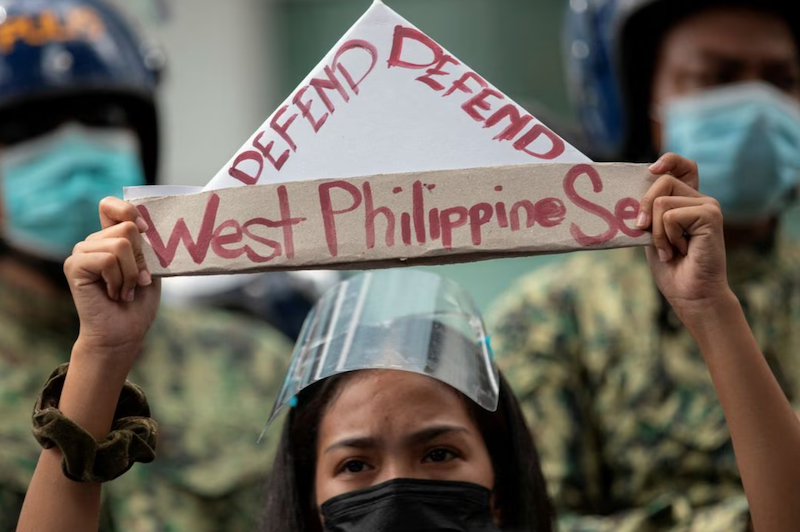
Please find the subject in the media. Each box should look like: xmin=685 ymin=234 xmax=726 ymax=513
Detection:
xmin=0 ymin=1 xmax=291 ymax=530
xmin=490 ymin=1 xmax=800 ymax=530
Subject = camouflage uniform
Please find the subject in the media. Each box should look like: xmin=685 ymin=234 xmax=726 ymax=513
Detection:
xmin=488 ymin=238 xmax=800 ymax=532
xmin=0 ymin=276 xmax=293 ymax=532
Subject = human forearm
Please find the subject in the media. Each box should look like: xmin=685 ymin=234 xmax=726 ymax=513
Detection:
xmin=16 ymin=342 xmax=139 ymax=532
xmin=17 ymin=198 xmax=159 ymax=532
xmin=684 ymin=292 xmax=800 ymax=532
xmin=17 ymin=449 xmax=100 ymax=532
xmin=60 ymin=339 xmax=141 ymax=438
xmin=635 ymin=157 xmax=800 ymax=531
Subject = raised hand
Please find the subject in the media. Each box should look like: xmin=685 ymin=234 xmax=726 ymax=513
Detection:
xmin=64 ymin=197 xmax=160 ymax=372
xmin=637 ymin=154 xmax=800 ymax=532
xmin=18 ymin=197 xmax=162 ymax=532
xmin=636 ymin=153 xmax=731 ymax=324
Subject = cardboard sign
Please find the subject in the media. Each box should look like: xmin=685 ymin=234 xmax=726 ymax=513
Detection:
xmin=126 ymin=1 xmax=653 ymax=276
xmin=129 ymin=163 xmax=655 ymax=276
xmin=199 ymin=0 xmax=590 ymax=192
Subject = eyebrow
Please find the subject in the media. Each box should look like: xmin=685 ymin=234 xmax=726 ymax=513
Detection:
xmin=697 ymin=51 xmax=797 ymax=68
xmin=324 ymin=425 xmax=470 ymax=454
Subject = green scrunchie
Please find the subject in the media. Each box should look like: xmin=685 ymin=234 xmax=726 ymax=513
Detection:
xmin=32 ymin=363 xmax=158 ymax=483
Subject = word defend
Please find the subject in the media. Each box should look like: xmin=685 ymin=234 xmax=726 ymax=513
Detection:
xmin=219 ymin=14 xmax=585 ymax=190
xmin=126 ymin=1 xmax=632 ymax=277
xmin=387 ymin=27 xmax=566 ymax=161
xmin=227 ymin=40 xmax=379 ymax=185
xmin=131 ymin=163 xmax=655 ymax=276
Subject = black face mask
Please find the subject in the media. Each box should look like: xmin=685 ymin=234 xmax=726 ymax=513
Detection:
xmin=320 ymin=478 xmax=502 ymax=532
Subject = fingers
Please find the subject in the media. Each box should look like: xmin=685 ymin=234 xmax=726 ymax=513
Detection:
xmin=95 ymin=196 xmax=151 ymax=283
xmin=664 ymin=203 xmax=721 ymax=245
xmin=650 ymin=196 xmax=702 ymax=260
xmin=67 ymin=198 xmax=154 ymax=302
xmin=65 ymin=250 xmax=123 ymax=301
xmin=72 ymin=239 xmax=141 ymax=301
xmin=637 ymin=155 xmax=720 ymax=262
xmin=99 ymin=196 xmax=149 ymax=233
xmin=648 ymin=195 xmax=721 ymax=262
xmin=648 ymin=152 xmax=700 ymax=190
xmin=85 ymin=220 xmax=151 ymax=286
xmin=637 ymin=174 xmax=702 ymax=230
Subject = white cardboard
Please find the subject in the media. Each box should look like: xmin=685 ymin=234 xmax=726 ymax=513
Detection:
xmin=129 ymin=163 xmax=654 ymax=277
xmin=201 ymin=0 xmax=589 ymax=192
xmin=122 ymin=1 xmax=658 ymax=278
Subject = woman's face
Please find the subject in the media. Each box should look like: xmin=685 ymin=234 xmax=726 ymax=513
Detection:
xmin=314 ymin=369 xmax=495 ymax=507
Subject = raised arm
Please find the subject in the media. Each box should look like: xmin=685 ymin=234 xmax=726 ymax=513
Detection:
xmin=16 ymin=197 xmax=160 ymax=532
xmin=640 ymin=154 xmax=800 ymax=532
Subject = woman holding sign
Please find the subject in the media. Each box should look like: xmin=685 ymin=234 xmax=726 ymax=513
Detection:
xmin=15 ymin=154 xmax=800 ymax=532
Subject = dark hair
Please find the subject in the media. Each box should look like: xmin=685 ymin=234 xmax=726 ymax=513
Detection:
xmin=259 ymin=321 xmax=555 ymax=532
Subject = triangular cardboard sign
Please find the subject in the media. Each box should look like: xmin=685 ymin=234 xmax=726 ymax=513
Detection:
xmin=204 ymin=0 xmax=589 ymax=191
xmin=127 ymin=1 xmax=653 ymax=276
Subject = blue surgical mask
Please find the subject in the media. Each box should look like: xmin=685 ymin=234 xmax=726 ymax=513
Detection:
xmin=0 ymin=124 xmax=145 ymax=260
xmin=662 ymin=82 xmax=800 ymax=223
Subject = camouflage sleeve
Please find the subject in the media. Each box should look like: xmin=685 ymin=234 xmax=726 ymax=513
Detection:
xmin=102 ymin=305 xmax=295 ymax=532
xmin=106 ymin=473 xmax=269 ymax=532
xmin=488 ymin=272 xmax=609 ymax=515
xmin=555 ymin=494 xmax=751 ymax=532
xmin=488 ymin=266 xmax=752 ymax=532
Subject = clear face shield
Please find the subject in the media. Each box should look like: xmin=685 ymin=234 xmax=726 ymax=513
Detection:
xmin=265 ymin=270 xmax=499 ymax=429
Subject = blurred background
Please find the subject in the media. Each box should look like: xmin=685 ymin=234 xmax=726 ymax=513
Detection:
xmin=126 ymin=0 xmax=576 ymax=311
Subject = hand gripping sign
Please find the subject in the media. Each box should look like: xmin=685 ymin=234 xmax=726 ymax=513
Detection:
xmin=126 ymin=1 xmax=655 ymax=276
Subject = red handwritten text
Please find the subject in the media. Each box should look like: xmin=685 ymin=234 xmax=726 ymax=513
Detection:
xmin=387 ymin=26 xmax=565 ymax=160
xmin=137 ymin=186 xmax=306 ymax=268
xmin=317 ymin=164 xmax=642 ymax=256
xmin=141 ymin=165 xmax=645 ymax=269
xmin=228 ymin=40 xmax=379 ymax=185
